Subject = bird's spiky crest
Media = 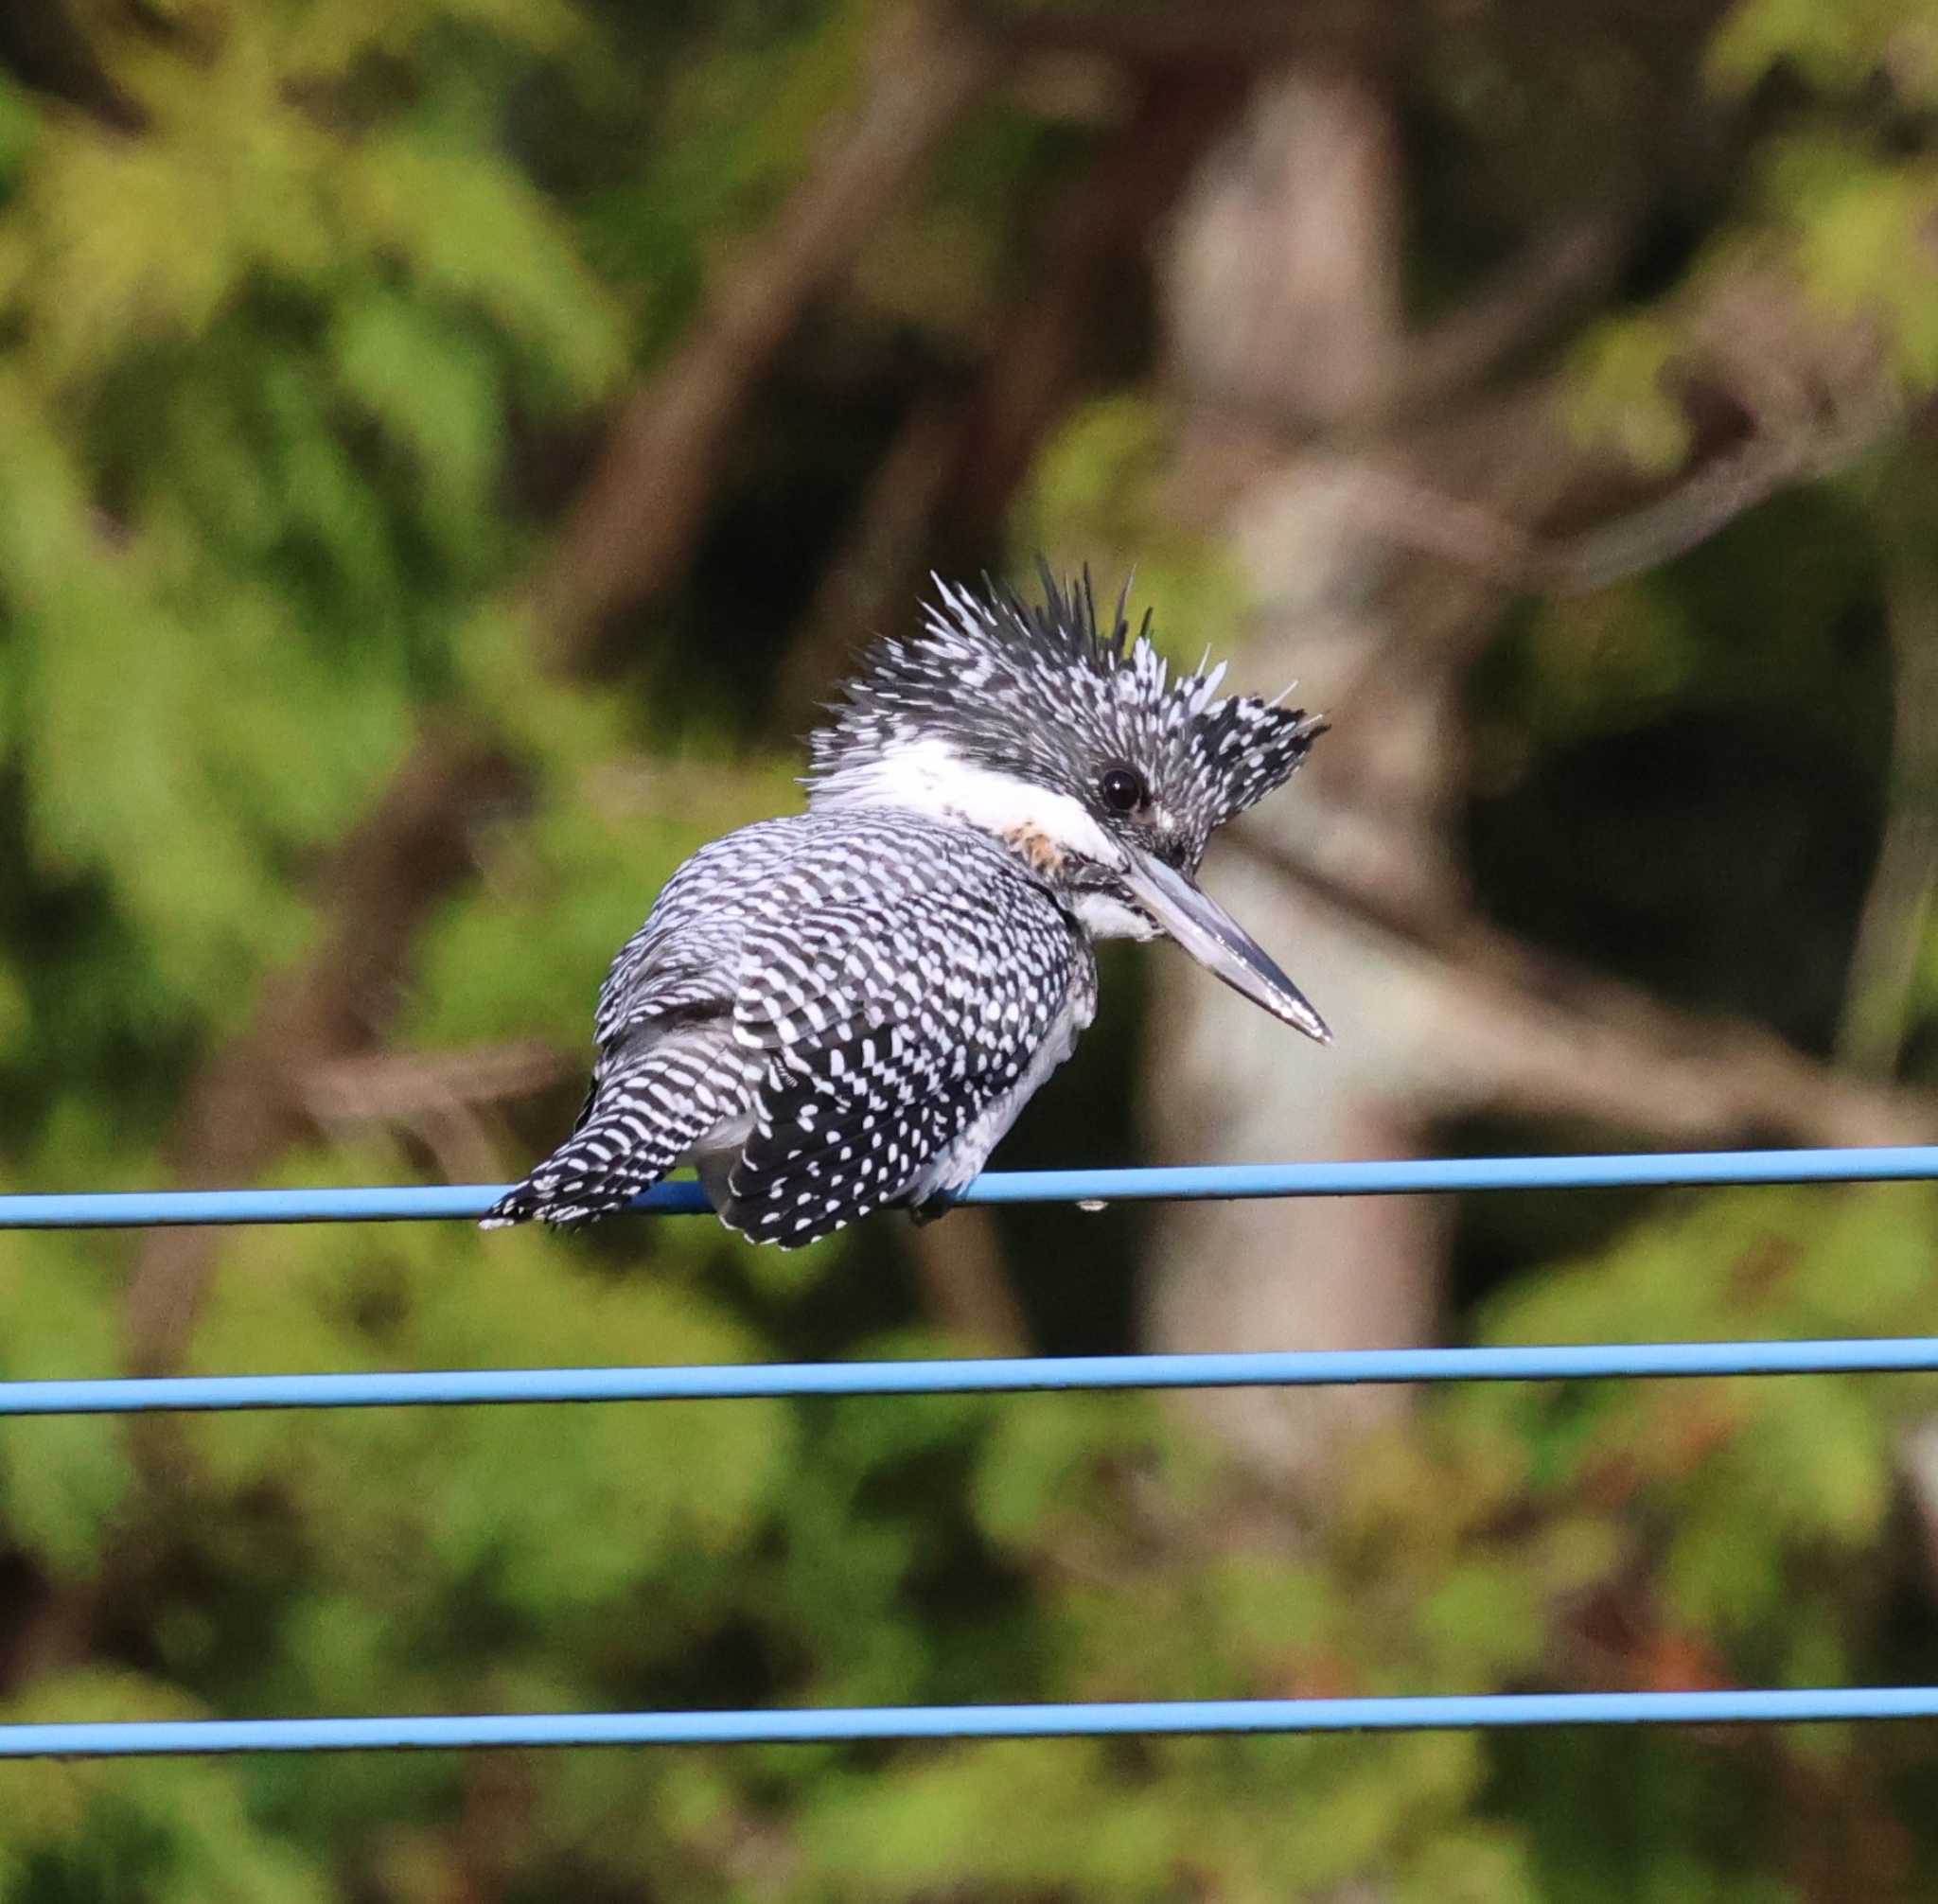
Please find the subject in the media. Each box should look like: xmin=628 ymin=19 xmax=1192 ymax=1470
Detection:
xmin=807 ymin=568 xmax=1324 ymax=862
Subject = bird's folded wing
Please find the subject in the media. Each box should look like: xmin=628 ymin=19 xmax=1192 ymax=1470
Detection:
xmin=720 ymin=868 xmax=1081 ymax=1246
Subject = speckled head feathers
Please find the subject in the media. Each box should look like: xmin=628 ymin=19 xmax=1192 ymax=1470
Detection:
xmin=806 ymin=569 xmax=1325 ymax=867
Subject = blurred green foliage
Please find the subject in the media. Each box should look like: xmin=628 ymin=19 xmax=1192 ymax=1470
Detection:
xmin=0 ymin=0 xmax=1936 ymax=1898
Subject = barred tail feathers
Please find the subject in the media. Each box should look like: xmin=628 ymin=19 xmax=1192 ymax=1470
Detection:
xmin=481 ymin=1061 xmax=718 ymax=1229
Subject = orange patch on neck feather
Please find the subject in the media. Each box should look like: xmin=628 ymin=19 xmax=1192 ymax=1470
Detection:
xmin=1001 ymin=824 xmax=1066 ymax=875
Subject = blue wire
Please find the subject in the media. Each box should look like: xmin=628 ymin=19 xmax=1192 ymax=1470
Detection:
xmin=5 ymin=1144 xmax=1938 ymax=1229
xmin=2 ymin=1337 xmax=1936 ymax=1417
xmin=6 ymin=1145 xmax=1937 ymax=1755
xmin=1 ymin=1687 xmax=1935 ymax=1757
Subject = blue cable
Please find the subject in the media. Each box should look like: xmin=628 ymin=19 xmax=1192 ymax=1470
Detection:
xmin=1 ymin=1687 xmax=1934 ymax=1757
xmin=1 ymin=1337 xmax=1936 ymax=1417
xmin=5 ymin=1145 xmax=1936 ymax=1756
xmin=5 ymin=1144 xmax=1938 ymax=1229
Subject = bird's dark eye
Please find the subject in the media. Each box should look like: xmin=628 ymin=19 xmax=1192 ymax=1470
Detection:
xmin=1099 ymin=765 xmax=1145 ymax=813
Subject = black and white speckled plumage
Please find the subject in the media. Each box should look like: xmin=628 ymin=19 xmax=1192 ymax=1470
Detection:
xmin=483 ymin=570 xmax=1325 ymax=1246
xmin=809 ymin=573 xmax=1316 ymax=866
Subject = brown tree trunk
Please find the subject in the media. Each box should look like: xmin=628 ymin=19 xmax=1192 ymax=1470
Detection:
xmin=1137 ymin=63 xmax=1932 ymax=1485
xmin=1141 ymin=66 xmax=1460 ymax=1476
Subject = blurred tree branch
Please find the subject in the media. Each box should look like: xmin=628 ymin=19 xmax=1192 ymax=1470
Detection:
xmin=303 ymin=1040 xmax=571 ymax=1186
xmin=1384 ymin=212 xmax=1637 ymax=421
xmin=1235 ymin=831 xmax=1938 ymax=1147
xmin=530 ymin=6 xmax=1002 ymax=669
xmin=1840 ymin=460 xmax=1938 ymax=1075
xmin=1346 ymin=386 xmax=1905 ymax=594
xmin=776 ymin=392 xmax=963 ymax=732
xmin=1196 ymin=238 xmax=1913 ymax=600
xmin=1187 ymin=207 xmax=1641 ymax=435
xmin=776 ymin=62 xmax=1246 ymax=726
xmin=907 ymin=1206 xmax=1031 ymax=1349
xmin=978 ymin=0 xmax=1404 ymax=72
xmin=0 ymin=1 xmax=144 ymax=131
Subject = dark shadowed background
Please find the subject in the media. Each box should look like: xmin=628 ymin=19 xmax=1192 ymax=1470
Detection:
xmin=2 ymin=0 xmax=1937 ymax=1896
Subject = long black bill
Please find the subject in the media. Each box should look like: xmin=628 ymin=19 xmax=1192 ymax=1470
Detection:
xmin=1120 ymin=848 xmax=1331 ymax=1044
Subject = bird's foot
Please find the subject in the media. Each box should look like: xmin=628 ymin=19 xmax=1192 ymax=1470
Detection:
xmin=906 ymin=1189 xmax=960 ymax=1227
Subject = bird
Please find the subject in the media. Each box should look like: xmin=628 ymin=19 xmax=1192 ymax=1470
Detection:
xmin=482 ymin=569 xmax=1330 ymax=1247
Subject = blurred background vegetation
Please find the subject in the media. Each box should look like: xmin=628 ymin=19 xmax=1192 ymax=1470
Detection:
xmin=1 ymin=0 xmax=1937 ymax=1895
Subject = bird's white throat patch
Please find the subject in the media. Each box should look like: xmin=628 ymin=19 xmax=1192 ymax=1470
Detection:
xmin=1069 ymin=889 xmax=1159 ymax=941
xmin=809 ymin=735 xmax=1120 ymax=876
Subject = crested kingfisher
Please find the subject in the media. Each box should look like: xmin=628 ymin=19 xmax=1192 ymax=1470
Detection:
xmin=484 ymin=571 xmax=1329 ymax=1245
